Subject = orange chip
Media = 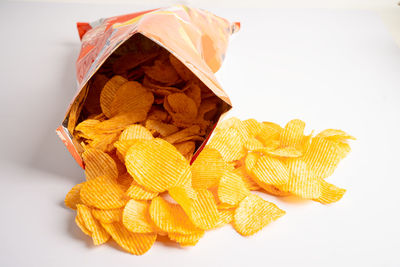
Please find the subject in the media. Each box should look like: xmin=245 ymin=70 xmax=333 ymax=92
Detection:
xmin=164 ymin=93 xmax=198 ymax=124
xmin=147 ymin=107 xmax=169 ymax=121
xmin=76 ymin=204 xmax=110 ymax=245
xmin=233 ymin=194 xmax=285 ymax=236
xmin=169 ymin=54 xmax=193 ymax=81
xmin=191 ymin=148 xmax=227 ymax=189
xmin=282 ymin=159 xmax=320 ymax=199
xmin=80 ymin=176 xmax=127 ymax=209
xmin=168 ymin=232 xmax=204 ymax=247
xmin=123 ymin=199 xmax=155 ymax=233
xmin=126 ymin=180 xmax=159 ymax=200
xmin=92 ymin=208 xmax=123 ymax=224
xmin=100 ymin=75 xmax=128 ymax=118
xmin=125 ymin=139 xmax=191 ymax=192
xmin=94 ymin=111 xmax=147 ymax=133
xmin=207 ymin=128 xmax=246 ymax=162
xmin=145 ymin=119 xmax=179 ymax=137
xmin=114 ymin=139 xmax=138 ymax=160
xmin=218 ymin=171 xmax=250 ymax=206
xmin=314 ymin=179 xmax=346 ymax=204
xmin=116 ymin=172 xmax=134 ymax=191
xmin=280 ymin=119 xmax=305 ymax=148
xmin=119 ymin=124 xmax=154 ymax=141
xmin=109 ymin=81 xmax=154 ymax=117
xmin=185 ymin=83 xmax=202 ymax=108
xmin=74 ymin=119 xmax=100 ymax=140
xmin=149 ymin=197 xmax=201 ymax=235
xmin=87 ymin=132 xmax=119 ymax=153
xmin=250 ymin=155 xmax=290 ymax=188
xmin=174 ymin=141 xmax=196 ymax=159
xmin=101 ymin=222 xmax=157 ymax=255
xmin=82 ymin=148 xmax=118 ymax=180
xmin=143 ymin=58 xmax=180 ymax=85
xmin=65 ymin=183 xmax=83 ymax=209
xmin=75 ymin=212 xmax=92 ymax=236
xmin=163 ymin=125 xmax=201 ymax=144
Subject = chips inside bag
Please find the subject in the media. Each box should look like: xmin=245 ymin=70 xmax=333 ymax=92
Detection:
xmin=56 ymin=5 xmax=240 ymax=167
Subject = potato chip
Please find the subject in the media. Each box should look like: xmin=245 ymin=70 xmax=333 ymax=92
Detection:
xmin=174 ymin=141 xmax=195 ymax=159
xmin=100 ymin=75 xmax=128 ymax=118
xmin=125 ymin=139 xmax=191 ymax=192
xmin=123 ymin=199 xmax=155 ymax=233
xmin=114 ymin=140 xmax=138 ymax=160
xmin=164 ymin=93 xmax=198 ymax=124
xmin=113 ymin=51 xmax=159 ymax=75
xmin=314 ymin=179 xmax=346 ymax=204
xmin=244 ymin=152 xmax=260 ymax=174
xmin=236 ymin=118 xmax=263 ymax=140
xmin=168 ymin=232 xmax=204 ymax=247
xmin=280 ymin=119 xmax=305 ymax=148
xmin=108 ymin=152 xmax=127 ymax=176
xmin=168 ymin=185 xmax=198 ymax=214
xmin=82 ymin=148 xmax=118 ymax=180
xmin=126 ymin=180 xmax=159 ymax=200
xmin=147 ymin=107 xmax=169 ymax=121
xmin=232 ymin=166 xmax=261 ymax=191
xmin=218 ymin=171 xmax=250 ymax=206
xmin=116 ymin=172 xmax=134 ymax=190
xmin=244 ymin=137 xmax=265 ymax=151
xmin=216 ymin=117 xmax=241 ymax=130
xmin=92 ymin=208 xmax=123 ymax=224
xmin=87 ymin=132 xmax=120 ymax=153
xmin=185 ymin=83 xmax=201 ymax=108
xmin=119 ymin=124 xmax=154 ymax=141
xmin=233 ymin=194 xmax=285 ymax=236
xmin=316 ymin=129 xmax=356 ymax=141
xmin=282 ymin=159 xmax=320 ymax=199
xmin=142 ymin=75 xmax=184 ymax=96
xmin=143 ymin=58 xmax=180 ymax=85
xmin=145 ymin=119 xmax=179 ymax=137
xmin=109 ymin=81 xmax=154 ymax=117
xmin=207 ymin=128 xmax=245 ymax=162
xmin=94 ymin=111 xmax=147 ymax=133
xmin=266 ymin=147 xmax=303 ymax=158
xmin=169 ymin=54 xmax=193 ymax=81
xmin=74 ymin=119 xmax=100 ymax=140
xmin=80 ymin=176 xmax=127 ymax=209
xmin=191 ymin=148 xmax=227 ymax=189
xmin=216 ymin=208 xmax=235 ymax=227
xmin=149 ymin=197 xmax=201 ymax=234
xmin=65 ymin=183 xmax=83 ymax=209
xmin=76 ymin=204 xmax=110 ymax=245
xmin=188 ymin=189 xmax=220 ymax=230
xmin=256 ymin=122 xmax=281 ymax=146
xmin=101 ymin=222 xmax=157 ymax=255
xmin=75 ymin=212 xmax=92 ymax=236
xmin=250 ymin=155 xmax=290 ymax=187
xmin=163 ymin=125 xmax=201 ymax=144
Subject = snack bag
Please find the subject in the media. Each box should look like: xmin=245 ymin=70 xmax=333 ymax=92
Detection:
xmin=56 ymin=5 xmax=240 ymax=167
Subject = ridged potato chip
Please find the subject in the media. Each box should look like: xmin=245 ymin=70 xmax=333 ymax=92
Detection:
xmin=80 ymin=176 xmax=127 ymax=209
xmin=314 ymin=179 xmax=346 ymax=204
xmin=100 ymin=75 xmax=128 ymax=117
xmin=149 ymin=197 xmax=201 ymax=234
xmin=143 ymin=58 xmax=180 ymax=85
xmin=114 ymin=140 xmax=138 ymax=160
xmin=75 ymin=119 xmax=100 ymax=140
xmin=75 ymin=212 xmax=92 ymax=236
xmin=244 ymin=152 xmax=260 ymax=174
xmin=188 ymin=189 xmax=220 ymax=230
xmin=256 ymin=122 xmax=281 ymax=146
xmin=266 ymin=147 xmax=303 ymax=158
xmin=207 ymin=128 xmax=246 ymax=162
xmin=250 ymin=155 xmax=290 ymax=188
xmin=101 ymin=222 xmax=157 ymax=255
xmin=216 ymin=208 xmax=235 ymax=227
xmin=218 ymin=171 xmax=250 ymax=206
xmin=168 ymin=232 xmax=204 ymax=247
xmin=125 ymin=139 xmax=191 ymax=192
xmin=123 ymin=199 xmax=155 ymax=233
xmin=145 ymin=119 xmax=179 ymax=137
xmin=76 ymin=204 xmax=110 ymax=245
xmin=65 ymin=183 xmax=83 ymax=209
xmin=87 ymin=132 xmax=119 ymax=153
xmin=174 ymin=141 xmax=196 ymax=160
xmin=92 ymin=208 xmax=123 ymax=224
xmin=233 ymin=194 xmax=285 ymax=236
xmin=94 ymin=111 xmax=147 ymax=133
xmin=119 ymin=124 xmax=154 ymax=141
xmin=185 ymin=83 xmax=202 ymax=108
xmin=191 ymin=148 xmax=227 ymax=189
xmin=82 ymin=148 xmax=118 ymax=180
xmin=169 ymin=54 xmax=193 ymax=81
xmin=232 ymin=166 xmax=261 ymax=191
xmin=280 ymin=119 xmax=305 ymax=148
xmin=116 ymin=172 xmax=134 ymax=191
xmin=168 ymin=185 xmax=197 ymax=214
xmin=126 ymin=180 xmax=159 ymax=200
xmin=164 ymin=93 xmax=198 ymax=124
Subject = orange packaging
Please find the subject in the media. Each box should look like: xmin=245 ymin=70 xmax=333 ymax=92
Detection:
xmin=56 ymin=5 xmax=240 ymax=168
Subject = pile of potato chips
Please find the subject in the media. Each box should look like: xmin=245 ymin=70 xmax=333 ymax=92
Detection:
xmin=65 ymin=115 xmax=354 ymax=255
xmin=71 ymin=35 xmax=227 ymax=162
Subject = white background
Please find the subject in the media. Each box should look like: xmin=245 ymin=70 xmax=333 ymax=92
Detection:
xmin=1 ymin=1 xmax=400 ymax=267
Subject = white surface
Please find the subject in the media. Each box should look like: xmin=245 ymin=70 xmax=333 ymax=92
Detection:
xmin=1 ymin=2 xmax=400 ymax=267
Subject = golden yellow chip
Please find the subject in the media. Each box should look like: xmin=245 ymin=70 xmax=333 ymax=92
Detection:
xmin=250 ymin=155 xmax=290 ymax=187
xmin=218 ymin=171 xmax=250 ymax=206
xmin=168 ymin=185 xmax=197 ymax=214
xmin=123 ymin=199 xmax=155 ymax=233
xmin=145 ymin=119 xmax=179 ymax=137
xmin=126 ymin=180 xmax=159 ymax=200
xmin=75 ymin=212 xmax=92 ymax=236
xmin=76 ymin=204 xmax=110 ymax=245
xmin=119 ymin=124 xmax=154 ymax=141
xmin=100 ymin=75 xmax=128 ymax=118
xmin=92 ymin=208 xmax=123 ymax=224
xmin=316 ymin=129 xmax=355 ymax=141
xmin=164 ymin=93 xmax=198 ymax=124
xmin=163 ymin=125 xmax=200 ymax=144
xmin=207 ymin=128 xmax=245 ymax=162
xmin=101 ymin=222 xmax=157 ymax=255
xmin=82 ymin=148 xmax=118 ymax=180
xmin=216 ymin=117 xmax=241 ymax=130
xmin=149 ymin=197 xmax=201 ymax=234
xmin=236 ymin=118 xmax=263 ymax=140
xmin=314 ymin=179 xmax=346 ymax=204
xmin=87 ymin=132 xmax=119 ymax=153
xmin=80 ymin=176 xmax=127 ymax=209
xmin=125 ymin=139 xmax=191 ymax=192
xmin=232 ymin=166 xmax=261 ymax=191
xmin=114 ymin=139 xmax=138 ymax=160
xmin=74 ymin=119 xmax=100 ymax=140
xmin=244 ymin=137 xmax=265 ymax=151
xmin=280 ymin=119 xmax=305 ymax=148
xmin=168 ymin=232 xmax=204 ymax=247
xmin=233 ymin=194 xmax=285 ymax=236
xmin=109 ymin=81 xmax=154 ymax=117
xmin=282 ymin=159 xmax=320 ymax=199
xmin=244 ymin=152 xmax=260 ymax=174
xmin=191 ymin=148 xmax=227 ymax=189
xmin=65 ymin=183 xmax=83 ymax=209
xmin=188 ymin=189 xmax=220 ymax=230
xmin=256 ymin=122 xmax=281 ymax=146
xmin=261 ymin=184 xmax=291 ymax=197
xmin=266 ymin=147 xmax=303 ymax=158
xmin=216 ymin=208 xmax=235 ymax=227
